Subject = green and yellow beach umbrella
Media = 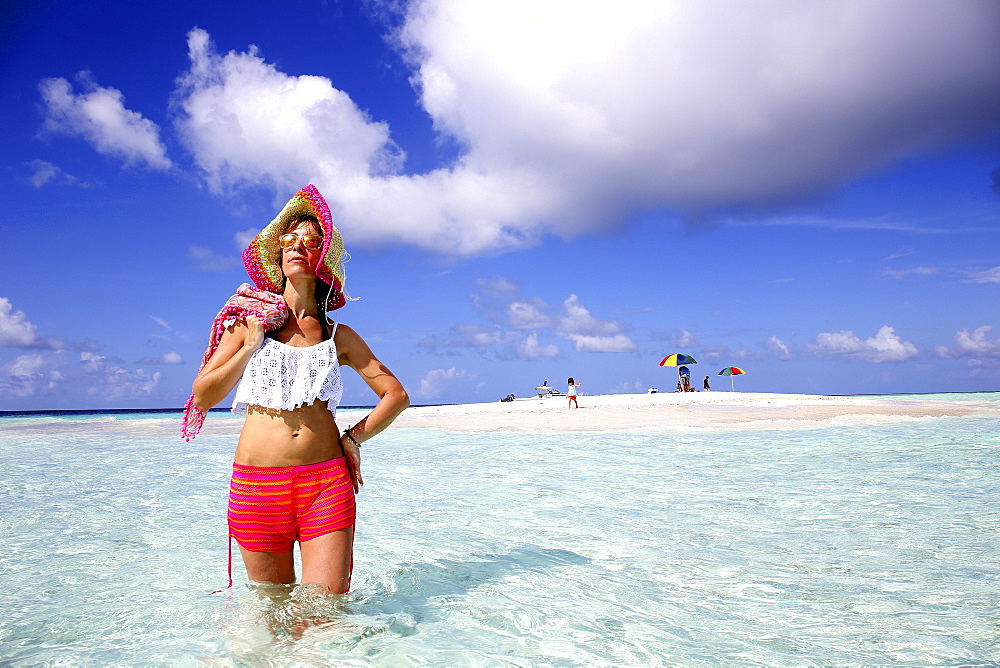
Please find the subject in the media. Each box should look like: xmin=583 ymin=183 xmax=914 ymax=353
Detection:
xmin=718 ymin=366 xmax=746 ymax=391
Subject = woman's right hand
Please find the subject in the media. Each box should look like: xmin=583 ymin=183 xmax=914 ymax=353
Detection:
xmin=244 ymin=315 xmax=266 ymax=352
xmin=191 ymin=317 xmax=266 ymax=412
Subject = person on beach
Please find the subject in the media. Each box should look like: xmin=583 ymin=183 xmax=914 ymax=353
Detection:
xmin=703 ymin=376 xmax=711 ymax=391
xmin=567 ymin=377 xmax=581 ymax=408
xmin=183 ymin=185 xmax=408 ymax=594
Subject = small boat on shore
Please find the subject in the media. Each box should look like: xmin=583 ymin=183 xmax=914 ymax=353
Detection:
xmin=498 ymin=381 xmax=567 ymax=402
xmin=535 ymin=380 xmax=565 ymax=398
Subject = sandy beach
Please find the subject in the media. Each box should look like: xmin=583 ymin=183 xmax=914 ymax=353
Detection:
xmin=392 ymin=392 xmax=997 ymax=432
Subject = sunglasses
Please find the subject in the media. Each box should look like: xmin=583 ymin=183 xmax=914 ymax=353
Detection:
xmin=278 ymin=233 xmax=323 ymax=250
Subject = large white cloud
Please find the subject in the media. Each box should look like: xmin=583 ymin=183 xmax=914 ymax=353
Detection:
xmin=399 ymin=0 xmax=1000 ymax=215
xmin=166 ymin=2 xmax=1000 ymax=255
xmin=39 ymin=74 xmax=172 ymax=170
xmin=810 ymin=325 xmax=919 ymax=363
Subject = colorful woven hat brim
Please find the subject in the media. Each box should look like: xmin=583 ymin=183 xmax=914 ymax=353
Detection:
xmin=242 ymin=185 xmax=350 ymax=310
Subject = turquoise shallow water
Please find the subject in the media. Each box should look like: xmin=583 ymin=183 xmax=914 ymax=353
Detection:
xmin=1 ymin=397 xmax=998 ymax=666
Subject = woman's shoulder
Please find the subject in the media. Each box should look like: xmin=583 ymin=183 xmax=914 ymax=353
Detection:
xmin=332 ymin=321 xmax=359 ymax=338
xmin=333 ymin=322 xmax=375 ymax=358
xmin=220 ymin=316 xmax=252 ymax=339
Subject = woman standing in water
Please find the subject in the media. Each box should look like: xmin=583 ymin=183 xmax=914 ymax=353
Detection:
xmin=183 ymin=185 xmax=408 ymax=593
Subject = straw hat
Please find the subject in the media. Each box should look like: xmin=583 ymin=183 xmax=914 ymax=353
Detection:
xmin=242 ymin=185 xmax=350 ymax=311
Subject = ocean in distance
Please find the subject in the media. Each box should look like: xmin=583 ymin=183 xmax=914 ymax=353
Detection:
xmin=1 ymin=393 xmax=998 ymax=666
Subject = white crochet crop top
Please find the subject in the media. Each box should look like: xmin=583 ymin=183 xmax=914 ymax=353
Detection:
xmin=232 ymin=324 xmax=343 ymax=418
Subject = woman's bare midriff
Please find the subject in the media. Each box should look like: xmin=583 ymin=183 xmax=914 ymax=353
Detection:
xmin=235 ymin=400 xmax=343 ymax=467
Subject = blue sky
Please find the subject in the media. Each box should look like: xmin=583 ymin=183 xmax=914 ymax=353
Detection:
xmin=2 ymin=0 xmax=999 ymax=410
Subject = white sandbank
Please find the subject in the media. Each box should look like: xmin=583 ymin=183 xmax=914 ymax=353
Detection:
xmin=391 ymin=392 xmax=997 ymax=432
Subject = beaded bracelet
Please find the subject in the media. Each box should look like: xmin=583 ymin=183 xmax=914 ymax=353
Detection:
xmin=343 ymin=427 xmax=360 ymax=447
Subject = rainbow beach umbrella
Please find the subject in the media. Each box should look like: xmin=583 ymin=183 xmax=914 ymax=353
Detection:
xmin=718 ymin=366 xmax=746 ymax=391
xmin=659 ymin=354 xmax=697 ymax=367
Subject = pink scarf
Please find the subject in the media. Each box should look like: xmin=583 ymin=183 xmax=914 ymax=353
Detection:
xmin=181 ymin=284 xmax=288 ymax=441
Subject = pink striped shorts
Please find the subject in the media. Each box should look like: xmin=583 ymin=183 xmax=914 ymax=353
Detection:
xmin=228 ymin=458 xmax=356 ymax=552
